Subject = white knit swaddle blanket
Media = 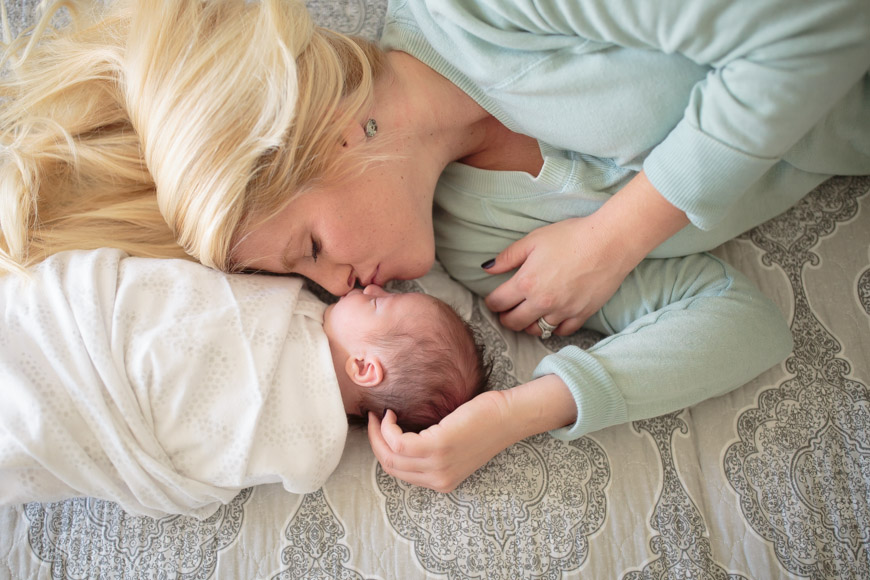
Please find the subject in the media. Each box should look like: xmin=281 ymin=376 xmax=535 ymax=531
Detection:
xmin=0 ymin=249 xmax=347 ymax=518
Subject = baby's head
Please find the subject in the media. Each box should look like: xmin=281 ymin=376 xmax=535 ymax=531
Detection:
xmin=323 ymin=286 xmax=489 ymax=432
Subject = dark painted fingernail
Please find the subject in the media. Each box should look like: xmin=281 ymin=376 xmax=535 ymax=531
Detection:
xmin=481 ymin=259 xmax=495 ymax=269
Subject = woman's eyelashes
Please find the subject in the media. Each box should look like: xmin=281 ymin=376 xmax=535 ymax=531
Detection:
xmin=310 ymin=239 xmax=320 ymax=262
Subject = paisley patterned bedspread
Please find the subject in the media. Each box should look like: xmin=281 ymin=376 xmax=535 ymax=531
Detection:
xmin=2 ymin=1 xmax=868 ymax=578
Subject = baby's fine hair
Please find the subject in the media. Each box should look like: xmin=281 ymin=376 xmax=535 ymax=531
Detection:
xmin=0 ymin=0 xmax=384 ymax=275
xmin=354 ymin=299 xmax=491 ymax=433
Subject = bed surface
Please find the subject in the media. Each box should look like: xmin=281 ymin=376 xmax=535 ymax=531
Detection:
xmin=2 ymin=1 xmax=869 ymax=578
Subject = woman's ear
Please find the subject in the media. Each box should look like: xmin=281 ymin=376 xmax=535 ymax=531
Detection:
xmin=345 ymin=354 xmax=384 ymax=387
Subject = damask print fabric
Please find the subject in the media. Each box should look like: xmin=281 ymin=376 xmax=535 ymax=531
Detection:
xmin=1 ymin=1 xmax=869 ymax=579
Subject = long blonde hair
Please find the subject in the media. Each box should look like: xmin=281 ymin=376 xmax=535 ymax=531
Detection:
xmin=0 ymin=0 xmax=383 ymax=274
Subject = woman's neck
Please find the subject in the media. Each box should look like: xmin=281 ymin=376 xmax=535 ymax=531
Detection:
xmin=377 ymin=51 xmax=494 ymax=165
xmin=377 ymin=51 xmax=543 ymax=176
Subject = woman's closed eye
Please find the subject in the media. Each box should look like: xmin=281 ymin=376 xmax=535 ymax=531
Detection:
xmin=310 ymin=238 xmax=320 ymax=262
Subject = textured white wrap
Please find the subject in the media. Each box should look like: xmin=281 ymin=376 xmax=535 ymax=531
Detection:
xmin=0 ymin=249 xmax=347 ymax=518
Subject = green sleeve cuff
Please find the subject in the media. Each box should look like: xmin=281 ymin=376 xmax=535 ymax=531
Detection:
xmin=533 ymin=346 xmax=628 ymax=441
xmin=644 ymin=119 xmax=778 ymax=230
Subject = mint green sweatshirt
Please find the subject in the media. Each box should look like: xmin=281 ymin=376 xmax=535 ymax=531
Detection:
xmin=377 ymin=0 xmax=858 ymax=438
xmin=383 ymin=0 xmax=869 ymax=233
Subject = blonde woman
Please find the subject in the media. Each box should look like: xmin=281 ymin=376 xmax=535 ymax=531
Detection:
xmin=1 ymin=0 xmax=865 ymax=492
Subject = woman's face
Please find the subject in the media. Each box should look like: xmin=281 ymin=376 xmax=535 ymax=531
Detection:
xmin=231 ymin=164 xmax=437 ymax=296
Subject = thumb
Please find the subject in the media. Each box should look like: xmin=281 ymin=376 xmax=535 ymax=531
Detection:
xmin=481 ymin=238 xmax=531 ymax=275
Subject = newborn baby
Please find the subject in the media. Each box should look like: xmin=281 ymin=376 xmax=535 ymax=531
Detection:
xmin=0 ymin=249 xmax=488 ymax=517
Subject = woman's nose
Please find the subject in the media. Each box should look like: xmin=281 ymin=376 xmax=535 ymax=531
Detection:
xmin=313 ymin=265 xmax=356 ymax=297
xmin=362 ymin=284 xmax=388 ymax=297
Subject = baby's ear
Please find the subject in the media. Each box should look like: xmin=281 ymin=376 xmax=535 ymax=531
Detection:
xmin=345 ymin=355 xmax=384 ymax=388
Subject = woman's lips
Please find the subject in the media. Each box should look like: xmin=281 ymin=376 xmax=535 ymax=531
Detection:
xmin=362 ymin=265 xmax=380 ymax=287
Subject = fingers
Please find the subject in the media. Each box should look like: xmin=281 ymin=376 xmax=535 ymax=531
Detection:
xmin=523 ymin=319 xmax=553 ymax=337
xmin=488 ymin=280 xmax=563 ymax=334
xmin=376 ymin=409 xmax=404 ymax=450
xmin=480 ymin=238 xmax=531 ymax=276
xmin=554 ymin=315 xmax=585 ymax=336
xmin=486 ymin=260 xmax=594 ymax=334
xmin=367 ymin=411 xmax=415 ymax=465
xmin=489 ymin=275 xmax=563 ymax=333
xmin=487 ymin=288 xmax=591 ymax=336
xmin=366 ymin=412 xmax=459 ymax=491
xmin=484 ymin=281 xmax=524 ymax=316
xmin=367 ymin=412 xmax=433 ymax=470
xmin=497 ymin=299 xmax=549 ymax=333
xmin=523 ymin=314 xmax=587 ymax=337
xmin=485 ymin=261 xmax=546 ymax=315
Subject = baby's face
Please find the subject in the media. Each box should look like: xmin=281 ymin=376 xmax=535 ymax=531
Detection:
xmin=323 ymin=285 xmax=436 ymax=350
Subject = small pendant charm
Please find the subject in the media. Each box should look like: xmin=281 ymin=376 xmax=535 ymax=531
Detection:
xmin=364 ymin=118 xmax=378 ymax=138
